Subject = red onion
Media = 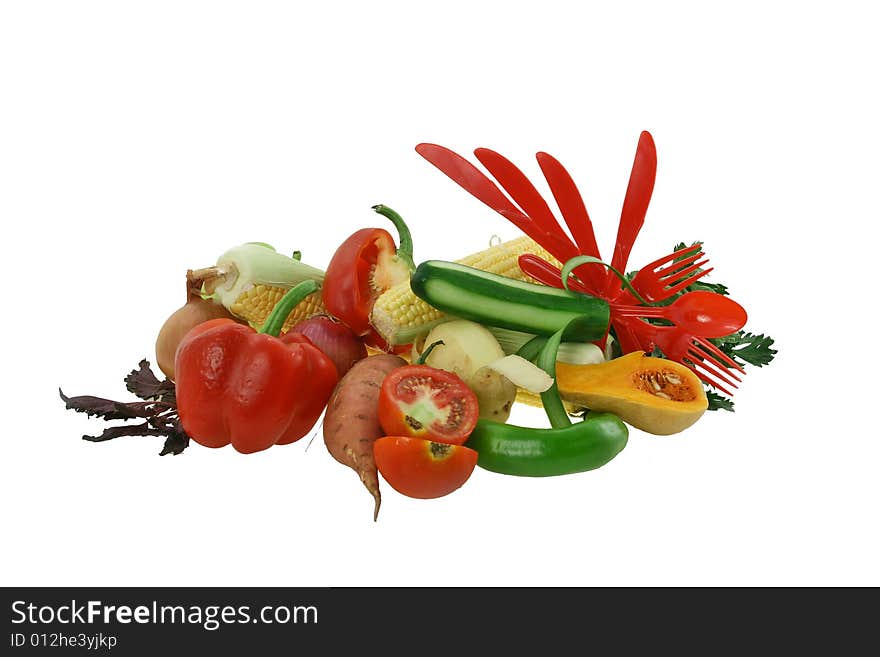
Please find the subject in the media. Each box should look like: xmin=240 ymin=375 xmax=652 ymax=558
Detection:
xmin=286 ymin=315 xmax=367 ymax=378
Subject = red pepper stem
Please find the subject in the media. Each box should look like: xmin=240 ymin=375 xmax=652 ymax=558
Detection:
xmin=258 ymin=280 xmax=322 ymax=337
xmin=372 ymin=204 xmax=415 ymax=271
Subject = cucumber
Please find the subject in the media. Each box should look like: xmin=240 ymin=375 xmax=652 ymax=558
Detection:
xmin=410 ymin=260 xmax=610 ymax=341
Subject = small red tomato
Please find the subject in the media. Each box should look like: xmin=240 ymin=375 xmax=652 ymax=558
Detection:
xmin=373 ymin=436 xmax=479 ymax=499
xmin=377 ymin=365 xmax=479 ymax=445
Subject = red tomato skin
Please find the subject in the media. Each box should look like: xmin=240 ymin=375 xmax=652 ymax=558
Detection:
xmin=373 ymin=436 xmax=479 ymax=499
xmin=377 ymin=365 xmax=479 ymax=445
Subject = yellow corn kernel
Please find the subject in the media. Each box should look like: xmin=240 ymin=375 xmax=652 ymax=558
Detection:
xmin=371 ymin=235 xmax=559 ymax=345
xmin=230 ymin=284 xmax=326 ymax=333
xmin=456 ymin=235 xmax=558 ymax=278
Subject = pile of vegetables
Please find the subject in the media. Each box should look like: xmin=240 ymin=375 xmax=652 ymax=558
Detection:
xmin=61 ymin=133 xmax=776 ymax=519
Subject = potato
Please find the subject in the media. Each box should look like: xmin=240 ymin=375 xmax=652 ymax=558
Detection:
xmin=470 ymin=365 xmax=517 ymax=422
xmin=422 ymin=320 xmax=505 ymax=381
xmin=422 ymin=320 xmax=516 ymax=421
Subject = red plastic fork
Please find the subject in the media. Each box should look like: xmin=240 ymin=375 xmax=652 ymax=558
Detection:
xmin=615 ymin=318 xmax=745 ymax=395
xmin=665 ymin=330 xmax=746 ymax=396
xmin=620 ymin=244 xmax=712 ymax=303
xmin=521 ymin=243 xmax=712 ymax=307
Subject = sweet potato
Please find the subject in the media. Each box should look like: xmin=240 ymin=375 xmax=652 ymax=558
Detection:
xmin=323 ymin=353 xmax=406 ymax=520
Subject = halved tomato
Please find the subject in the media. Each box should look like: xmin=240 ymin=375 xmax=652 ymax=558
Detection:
xmin=377 ymin=365 xmax=479 ymax=445
xmin=373 ymin=436 xmax=479 ymax=499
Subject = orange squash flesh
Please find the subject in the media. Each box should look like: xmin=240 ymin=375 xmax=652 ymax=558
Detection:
xmin=555 ymin=352 xmax=708 ymax=435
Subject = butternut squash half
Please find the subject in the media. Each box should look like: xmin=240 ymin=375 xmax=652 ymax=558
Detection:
xmin=555 ymin=352 xmax=707 ymax=435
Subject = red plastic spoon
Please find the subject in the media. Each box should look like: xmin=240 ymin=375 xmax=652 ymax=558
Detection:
xmin=612 ymin=291 xmax=748 ymax=339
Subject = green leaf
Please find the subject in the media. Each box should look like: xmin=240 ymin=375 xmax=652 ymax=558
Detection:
xmin=714 ymin=331 xmax=777 ymax=368
xmin=673 ymin=241 xmax=702 ymax=261
xmin=707 ymin=391 xmax=735 ymax=412
xmin=689 ymin=279 xmax=729 ymax=296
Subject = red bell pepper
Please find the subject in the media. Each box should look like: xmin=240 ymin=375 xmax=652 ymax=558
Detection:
xmin=174 ymin=280 xmax=338 ymax=454
xmin=322 ymin=205 xmax=414 ymax=346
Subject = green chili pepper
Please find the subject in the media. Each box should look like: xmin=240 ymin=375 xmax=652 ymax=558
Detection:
xmin=465 ymin=412 xmax=628 ymax=477
xmin=536 ymin=326 xmax=570 ymax=429
xmin=514 ymin=334 xmax=546 ymax=363
xmin=468 ymin=290 xmax=628 ymax=477
xmin=258 ymin=279 xmax=321 ymax=336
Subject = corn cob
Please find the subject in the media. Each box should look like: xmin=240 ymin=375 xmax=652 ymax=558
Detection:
xmin=227 ymin=283 xmax=326 ymax=333
xmin=198 ymin=243 xmax=326 ymax=333
xmin=371 ymin=235 xmax=560 ymax=345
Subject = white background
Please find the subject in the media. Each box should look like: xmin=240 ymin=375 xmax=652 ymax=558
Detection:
xmin=1 ymin=1 xmax=876 ymax=586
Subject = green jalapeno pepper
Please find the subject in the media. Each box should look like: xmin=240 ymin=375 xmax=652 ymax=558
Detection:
xmin=465 ymin=412 xmax=628 ymax=477
xmin=465 ymin=300 xmax=628 ymax=477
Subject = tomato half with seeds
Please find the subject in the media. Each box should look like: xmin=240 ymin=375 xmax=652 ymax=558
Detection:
xmin=373 ymin=436 xmax=479 ymax=499
xmin=378 ymin=365 xmax=479 ymax=445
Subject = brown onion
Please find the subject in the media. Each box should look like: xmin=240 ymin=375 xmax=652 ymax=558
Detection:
xmin=286 ymin=315 xmax=367 ymax=378
xmin=155 ymin=270 xmax=238 ymax=380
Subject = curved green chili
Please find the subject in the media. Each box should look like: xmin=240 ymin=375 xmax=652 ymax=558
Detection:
xmin=465 ymin=412 xmax=628 ymax=477
xmin=258 ymin=280 xmax=321 ymax=337
xmin=537 ymin=326 xmax=570 ymax=429
xmin=514 ymin=334 xmax=547 ymax=362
